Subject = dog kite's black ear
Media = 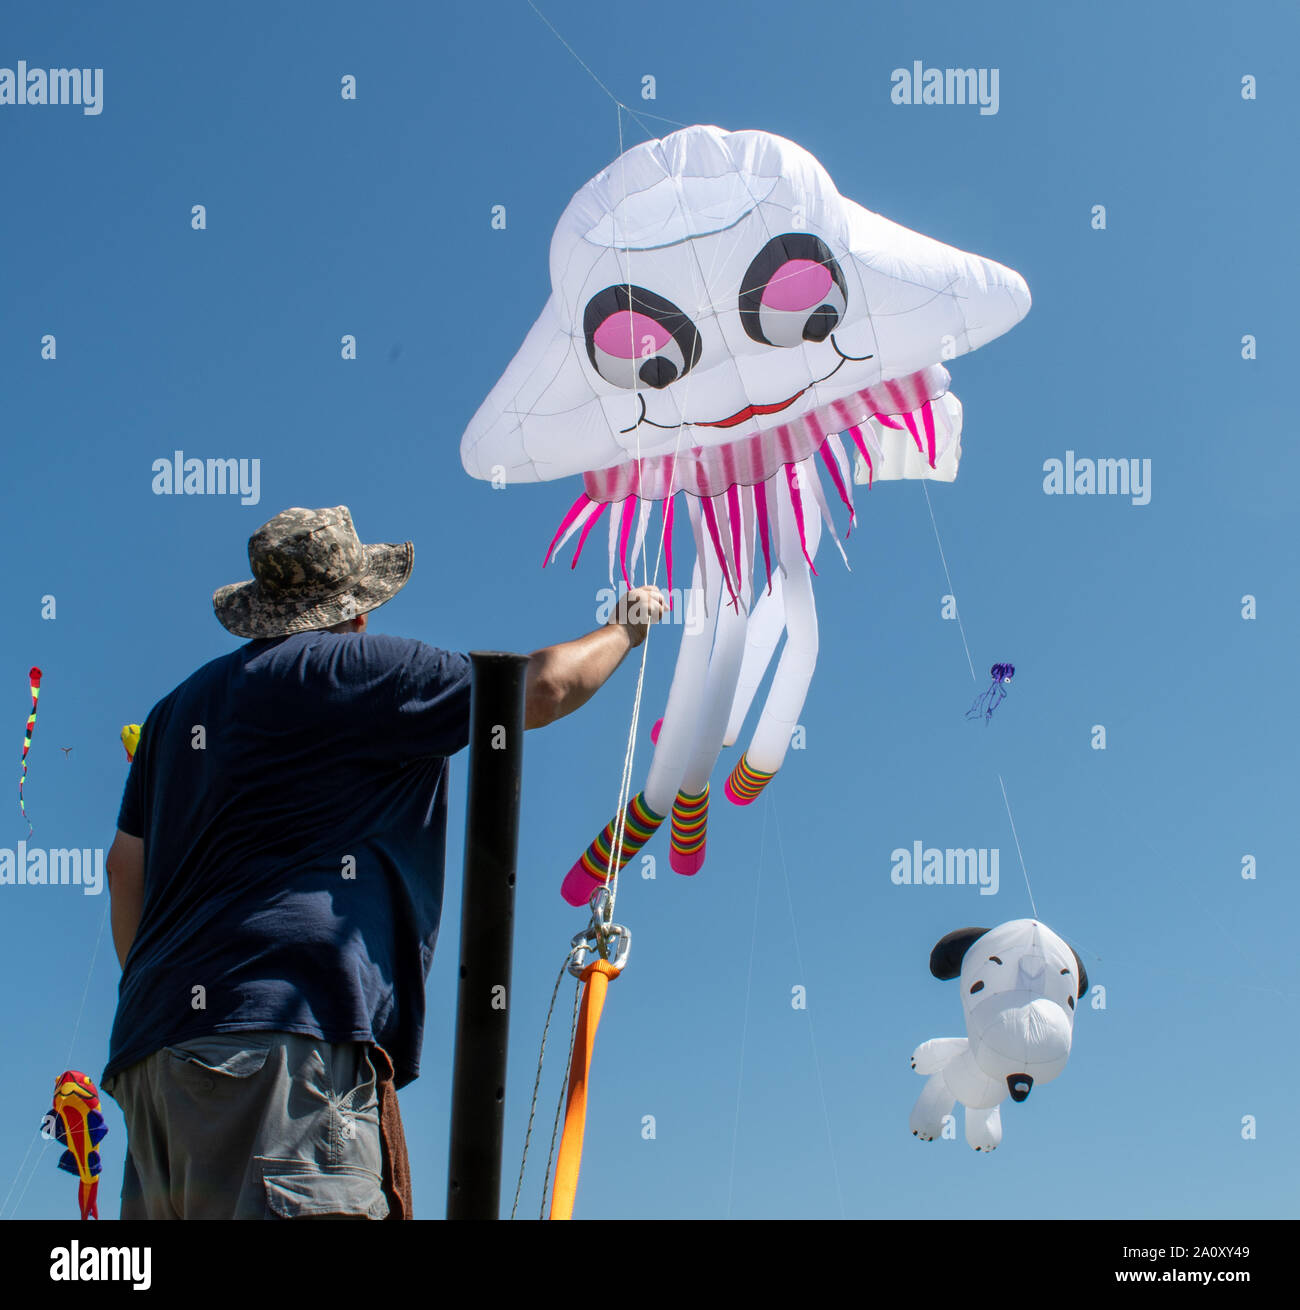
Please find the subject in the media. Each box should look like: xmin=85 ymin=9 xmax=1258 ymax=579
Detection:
xmin=930 ymin=927 xmax=990 ymax=980
xmin=1070 ymin=948 xmax=1089 ymax=1000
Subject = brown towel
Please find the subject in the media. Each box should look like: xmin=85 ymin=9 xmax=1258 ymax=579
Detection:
xmin=372 ymin=1045 xmax=413 ymax=1219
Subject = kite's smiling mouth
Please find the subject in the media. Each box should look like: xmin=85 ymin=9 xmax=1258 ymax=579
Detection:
xmin=623 ymin=337 xmax=872 ymax=435
xmin=700 ymin=389 xmax=808 ymax=429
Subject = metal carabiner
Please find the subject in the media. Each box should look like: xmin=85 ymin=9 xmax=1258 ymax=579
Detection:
xmin=588 ymin=883 xmax=614 ymax=926
xmin=568 ymin=927 xmax=596 ymax=976
xmin=600 ymin=921 xmax=632 ymax=971
xmin=567 ymin=913 xmax=632 ymax=977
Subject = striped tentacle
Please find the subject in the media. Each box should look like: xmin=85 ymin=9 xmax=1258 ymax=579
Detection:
xmin=561 ymin=791 xmax=666 ymax=907
xmin=669 ymin=786 xmax=709 ymax=876
xmin=724 ymin=752 xmax=775 ymax=807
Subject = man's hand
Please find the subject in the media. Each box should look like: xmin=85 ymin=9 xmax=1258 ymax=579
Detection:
xmin=609 ymin=585 xmax=668 ymax=648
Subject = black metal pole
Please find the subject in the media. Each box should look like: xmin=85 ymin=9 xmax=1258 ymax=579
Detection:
xmin=446 ymin=650 xmax=529 ymax=1220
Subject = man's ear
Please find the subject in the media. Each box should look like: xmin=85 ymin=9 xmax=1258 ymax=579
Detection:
xmin=930 ymin=927 xmax=990 ymax=980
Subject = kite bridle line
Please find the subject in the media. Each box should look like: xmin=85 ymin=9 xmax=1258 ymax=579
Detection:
xmin=919 ymin=480 xmax=1038 ymax=918
xmin=539 ymin=94 xmax=713 ymax=1221
xmin=891 ymin=478 xmax=1271 ymax=1005
xmin=512 ymin=0 xmax=737 ymax=1211
xmin=518 ymin=1 xmax=859 ymax=1219
xmin=510 ymin=939 xmax=581 ymax=1219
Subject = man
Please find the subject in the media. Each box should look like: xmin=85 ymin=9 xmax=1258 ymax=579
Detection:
xmin=103 ymin=505 xmax=664 ymax=1219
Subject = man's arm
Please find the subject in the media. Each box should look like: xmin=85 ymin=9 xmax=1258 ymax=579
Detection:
xmin=106 ymin=830 xmax=145 ymax=968
xmin=525 ymin=585 xmax=666 ymax=729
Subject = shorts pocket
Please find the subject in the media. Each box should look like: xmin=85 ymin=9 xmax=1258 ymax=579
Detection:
xmin=165 ymin=1036 xmax=273 ymax=1095
xmin=336 ymin=1047 xmax=380 ymax=1117
xmin=327 ymin=1048 xmax=383 ymax=1172
xmin=260 ymin=1165 xmax=390 ymax=1219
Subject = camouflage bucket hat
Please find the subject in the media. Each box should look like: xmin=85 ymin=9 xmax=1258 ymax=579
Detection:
xmin=213 ymin=506 xmax=413 ymax=638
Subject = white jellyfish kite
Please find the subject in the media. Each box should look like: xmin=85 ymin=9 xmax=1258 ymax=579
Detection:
xmin=460 ymin=125 xmax=1031 ymax=904
xmin=910 ymin=921 xmax=1088 ymax=1151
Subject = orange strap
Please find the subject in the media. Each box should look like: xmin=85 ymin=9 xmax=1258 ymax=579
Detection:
xmin=548 ymin=959 xmax=621 ymax=1220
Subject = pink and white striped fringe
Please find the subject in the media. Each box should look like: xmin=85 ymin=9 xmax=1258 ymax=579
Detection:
xmin=541 ymin=367 xmax=950 ymax=607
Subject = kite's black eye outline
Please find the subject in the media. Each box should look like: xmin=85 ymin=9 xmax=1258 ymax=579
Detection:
xmin=970 ymin=981 xmax=985 ymax=994
xmin=739 ymin=233 xmax=848 ymax=348
xmin=988 ymin=956 xmax=1003 ymax=965
xmin=1068 ymin=995 xmax=1075 ymax=1010
xmin=584 ymin=284 xmax=702 ymax=390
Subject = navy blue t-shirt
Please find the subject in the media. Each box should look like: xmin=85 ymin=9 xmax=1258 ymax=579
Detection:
xmin=105 ymin=631 xmax=472 ymax=1089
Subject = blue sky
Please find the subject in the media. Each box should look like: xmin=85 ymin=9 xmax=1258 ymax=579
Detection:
xmin=1 ymin=0 xmax=1296 ymax=1220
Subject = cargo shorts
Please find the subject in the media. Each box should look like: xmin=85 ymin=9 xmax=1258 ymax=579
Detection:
xmin=103 ymin=1031 xmax=393 ymax=1220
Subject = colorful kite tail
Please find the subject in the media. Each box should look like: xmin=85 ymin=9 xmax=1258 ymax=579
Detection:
xmin=561 ymin=792 xmax=665 ymax=906
xmin=19 ymin=666 xmax=42 ymax=834
xmin=724 ymin=753 xmax=775 ymax=806
xmin=669 ymin=787 xmax=709 ymax=875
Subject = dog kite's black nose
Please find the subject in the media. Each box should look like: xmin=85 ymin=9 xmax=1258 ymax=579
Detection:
xmin=1007 ymin=1074 xmax=1033 ymax=1103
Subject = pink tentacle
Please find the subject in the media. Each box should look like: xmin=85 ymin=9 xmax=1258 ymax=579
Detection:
xmin=848 ymin=425 xmax=874 ymax=488
xmin=874 ymin=412 xmax=905 ymax=430
xmin=701 ymin=494 xmax=739 ymax=608
xmin=754 ymin=478 xmax=773 ymax=594
xmin=919 ymin=398 xmax=937 ymax=467
xmin=901 ymin=408 xmax=925 ymax=458
xmin=806 ymin=460 xmax=848 ymax=569
xmin=545 ymin=492 xmax=593 ymax=567
xmin=630 ymin=496 xmax=652 ymax=578
xmin=818 ymin=438 xmax=854 ymax=535
xmin=617 ymin=497 xmax=635 ymax=590
xmin=763 ymin=475 xmax=783 ymax=564
xmin=741 ymin=483 xmax=755 ymax=600
xmin=725 ymin=484 xmax=743 ymax=593
xmin=785 ymin=463 xmax=818 ymax=576
xmin=571 ymin=499 xmax=608 ymax=569
xmin=686 ymin=494 xmax=710 ymax=606
xmin=662 ymin=495 xmax=675 ymax=603
xmin=827 ymin=433 xmax=855 ymax=529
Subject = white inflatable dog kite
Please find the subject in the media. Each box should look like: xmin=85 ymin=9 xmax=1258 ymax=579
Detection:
xmin=910 ymin=920 xmax=1087 ymax=1152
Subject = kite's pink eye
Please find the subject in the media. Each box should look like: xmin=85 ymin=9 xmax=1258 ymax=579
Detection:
xmin=584 ymin=284 xmax=701 ymax=390
xmin=762 ymin=260 xmax=835 ymax=313
xmin=741 ymin=233 xmax=848 ymax=348
xmin=592 ymin=311 xmax=673 ymax=361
